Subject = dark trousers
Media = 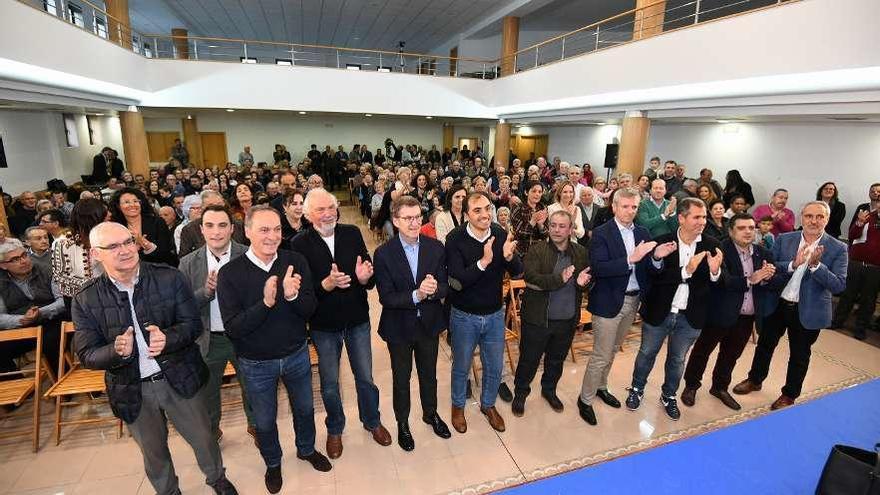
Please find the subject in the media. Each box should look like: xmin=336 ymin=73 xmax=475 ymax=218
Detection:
xmin=203 ymin=333 xmax=254 ymax=432
xmin=748 ymin=301 xmax=820 ymax=399
xmin=834 ymin=260 xmax=880 ymax=333
xmin=387 ymin=331 xmax=439 ymax=423
xmin=514 ymin=318 xmax=577 ymax=397
xmin=684 ymin=315 xmax=755 ymax=391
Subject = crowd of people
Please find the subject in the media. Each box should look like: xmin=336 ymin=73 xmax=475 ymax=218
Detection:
xmin=0 ymin=138 xmax=876 ymax=495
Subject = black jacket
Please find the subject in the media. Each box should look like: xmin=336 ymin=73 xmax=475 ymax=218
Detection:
xmin=639 ymin=233 xmax=723 ymax=329
xmin=289 ymin=224 xmax=375 ymax=331
xmin=72 ymin=263 xmax=207 ymax=423
xmin=374 ymin=235 xmax=448 ymax=343
xmin=707 ymin=239 xmax=784 ymax=329
xmin=521 ymin=239 xmax=590 ymax=327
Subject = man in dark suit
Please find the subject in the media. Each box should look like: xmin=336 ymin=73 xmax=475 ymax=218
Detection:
xmin=373 ymin=196 xmax=452 ymax=452
xmin=733 ymin=201 xmax=848 ymax=410
xmin=577 ymin=186 xmax=598 ymax=248
xmin=682 ymin=213 xmax=782 ymax=411
xmin=91 ymin=147 xmax=124 ymax=183
xmin=576 ymin=187 xmax=659 ymax=426
xmin=359 ymin=145 xmax=373 ymax=165
xmin=627 ymin=197 xmax=724 ymax=420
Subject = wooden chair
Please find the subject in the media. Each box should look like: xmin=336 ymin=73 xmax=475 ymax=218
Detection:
xmin=0 ymin=325 xmax=46 ymax=452
xmin=221 ymin=362 xmax=243 ymax=407
xmin=43 ymin=322 xmax=123 ymax=446
xmin=503 ymin=279 xmax=526 ymax=374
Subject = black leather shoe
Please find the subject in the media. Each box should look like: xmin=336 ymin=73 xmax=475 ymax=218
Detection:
xmin=541 ymin=391 xmax=564 ymax=412
xmin=511 ymin=394 xmax=526 ymax=417
xmin=297 ymin=451 xmax=332 ymax=472
xmin=498 ymin=383 xmax=514 ymax=403
xmin=209 ymin=476 xmax=239 ymax=495
xmin=595 ymin=389 xmax=621 ymax=408
xmin=681 ymin=387 xmax=697 ymax=407
xmin=709 ymin=389 xmax=741 ymax=411
xmin=397 ymin=421 xmax=415 ymax=451
xmin=422 ymin=412 xmax=452 ymax=439
xmin=265 ymin=466 xmax=282 ymax=494
xmin=577 ymin=398 xmax=597 ymax=425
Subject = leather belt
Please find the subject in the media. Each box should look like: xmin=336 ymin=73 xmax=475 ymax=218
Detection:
xmin=141 ymin=371 xmax=165 ymax=382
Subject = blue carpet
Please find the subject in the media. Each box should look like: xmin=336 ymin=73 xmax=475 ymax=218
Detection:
xmin=502 ymin=379 xmax=880 ymax=495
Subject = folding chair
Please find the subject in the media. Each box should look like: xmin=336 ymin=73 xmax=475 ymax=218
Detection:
xmin=0 ymin=325 xmax=46 ymax=452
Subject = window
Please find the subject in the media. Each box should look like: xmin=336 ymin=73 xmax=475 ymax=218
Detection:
xmin=67 ymin=3 xmax=84 ymax=27
xmin=62 ymin=114 xmax=79 ymax=148
xmin=43 ymin=0 xmax=59 ymax=16
xmin=345 ymin=64 xmax=362 ymax=71
xmin=240 ymin=57 xmax=257 ymax=64
xmin=377 ymin=66 xmax=392 ymax=73
xmin=143 ymin=43 xmax=153 ymax=58
xmin=131 ymin=34 xmax=141 ymax=54
xmin=86 ymin=116 xmax=96 ymax=145
xmin=275 ymin=58 xmax=292 ymax=66
xmin=94 ymin=17 xmax=108 ymax=39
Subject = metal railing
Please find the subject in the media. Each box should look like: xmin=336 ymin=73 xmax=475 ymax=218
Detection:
xmin=505 ymin=0 xmax=796 ymax=75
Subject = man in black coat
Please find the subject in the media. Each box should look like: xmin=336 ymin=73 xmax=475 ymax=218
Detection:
xmin=373 ymin=196 xmax=452 ymax=452
xmin=73 ymin=222 xmax=236 ymax=495
xmin=682 ymin=213 xmax=782 ymax=411
xmin=626 ymin=198 xmax=724 ymax=420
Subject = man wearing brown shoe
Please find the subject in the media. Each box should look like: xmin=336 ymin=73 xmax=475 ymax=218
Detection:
xmin=446 ymin=192 xmax=523 ymax=433
xmin=732 ymin=202 xmax=847 ymax=410
xmin=682 ymin=214 xmax=781 ymax=411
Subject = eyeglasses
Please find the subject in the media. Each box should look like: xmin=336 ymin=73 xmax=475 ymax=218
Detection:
xmin=95 ymin=237 xmax=137 ymax=253
xmin=1 ymin=252 xmax=29 ymax=264
xmin=396 ymin=214 xmax=422 ymax=224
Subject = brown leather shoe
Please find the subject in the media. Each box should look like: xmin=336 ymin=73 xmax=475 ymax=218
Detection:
xmin=326 ymin=434 xmax=343 ymax=459
xmin=732 ymin=379 xmax=762 ymax=395
xmin=480 ymin=406 xmax=506 ymax=432
xmin=681 ymin=387 xmax=697 ymax=407
xmin=451 ymin=406 xmax=467 ymax=433
xmin=709 ymin=389 xmax=742 ymax=411
xmin=770 ymin=395 xmax=794 ymax=410
xmin=368 ymin=424 xmax=392 ymax=446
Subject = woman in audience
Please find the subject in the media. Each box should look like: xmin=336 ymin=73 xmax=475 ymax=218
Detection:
xmin=420 ymin=209 xmax=440 ymax=239
xmin=273 ymin=144 xmax=291 ymax=164
xmin=722 ymin=169 xmax=755 ymax=208
xmin=51 ymin=198 xmax=109 ymax=309
xmin=110 ymin=187 xmax=177 ymax=267
xmin=547 ymin=180 xmax=585 ymax=242
xmin=496 ymin=206 xmax=512 ymax=232
xmin=434 ymin=184 xmax=467 ymax=244
xmin=581 ymin=164 xmax=594 ymax=186
xmin=412 ymin=172 xmax=434 ymax=220
xmin=637 ymin=174 xmax=651 ymax=200
xmin=697 ymin=183 xmax=719 ymax=205
xmin=816 ymin=181 xmax=846 ymax=239
xmin=281 ymin=189 xmax=310 ymax=246
xmin=121 ymin=171 xmax=135 ymax=187
xmin=704 ymin=199 xmax=729 ymax=241
xmin=592 ymin=177 xmax=608 ymax=207
xmin=230 ymin=183 xmax=254 ymax=222
xmin=511 ymin=172 xmax=524 ymax=197
xmin=493 ymin=176 xmax=513 ymax=209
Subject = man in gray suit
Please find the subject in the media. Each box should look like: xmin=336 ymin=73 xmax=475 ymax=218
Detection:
xmin=179 ymin=204 xmax=256 ymax=443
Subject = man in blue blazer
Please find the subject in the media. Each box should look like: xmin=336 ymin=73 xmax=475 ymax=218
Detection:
xmin=373 ymin=196 xmax=452 ymax=452
xmin=734 ymin=201 xmax=848 ymax=410
xmin=577 ymin=188 xmax=658 ymax=425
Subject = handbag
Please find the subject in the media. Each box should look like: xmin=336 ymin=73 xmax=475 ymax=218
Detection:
xmin=815 ymin=443 xmax=880 ymax=495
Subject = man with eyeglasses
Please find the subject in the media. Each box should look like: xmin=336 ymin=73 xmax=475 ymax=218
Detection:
xmin=290 ymin=188 xmax=392 ymax=460
xmin=0 ymin=238 xmax=65 ymax=377
xmin=373 ymin=196 xmax=452 ymax=451
xmin=72 ymin=222 xmax=238 ymax=495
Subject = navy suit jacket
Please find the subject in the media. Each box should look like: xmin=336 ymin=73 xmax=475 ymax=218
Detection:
xmin=587 ymin=219 xmax=653 ymax=318
xmin=764 ymin=232 xmax=847 ymax=330
xmin=706 ymin=239 xmax=784 ymax=329
xmin=373 ymin=234 xmax=449 ymax=344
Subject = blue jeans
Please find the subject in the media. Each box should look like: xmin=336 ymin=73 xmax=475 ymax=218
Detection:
xmin=450 ymin=306 xmax=505 ymax=409
xmin=237 ymin=345 xmax=316 ymax=467
xmin=311 ymin=322 xmax=381 ymax=435
xmin=631 ymin=312 xmax=701 ymax=398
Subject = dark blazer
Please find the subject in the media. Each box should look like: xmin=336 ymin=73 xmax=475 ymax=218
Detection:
xmin=706 ymin=239 xmax=784 ymax=329
xmin=374 ymin=234 xmax=448 ymax=343
xmin=587 ymin=219 xmax=653 ymax=318
xmin=640 ymin=232 xmax=723 ymax=329
xmin=577 ymin=202 xmax=599 ymax=248
xmin=137 ymin=215 xmax=178 ymax=267
xmin=91 ymin=155 xmax=123 ymax=182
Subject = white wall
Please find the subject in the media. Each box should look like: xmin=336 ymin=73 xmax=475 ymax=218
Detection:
xmin=0 ymin=110 xmax=123 ymax=193
xmin=513 ymin=124 xmax=621 ymax=175
xmin=452 ymin=125 xmax=492 ymax=153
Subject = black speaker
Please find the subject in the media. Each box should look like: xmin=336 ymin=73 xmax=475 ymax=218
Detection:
xmin=604 ymin=143 xmax=619 ymax=169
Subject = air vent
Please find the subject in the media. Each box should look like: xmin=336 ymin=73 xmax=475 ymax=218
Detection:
xmin=828 ymin=116 xmax=868 ymax=121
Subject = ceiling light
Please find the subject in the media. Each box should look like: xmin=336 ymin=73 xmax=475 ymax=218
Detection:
xmin=425 ymin=116 xmax=433 ymax=119
xmin=298 ymin=111 xmax=307 ymax=115
xmin=94 ymin=113 xmax=105 ymax=116
xmin=596 ymin=122 xmax=606 ymax=126
xmin=365 ymin=114 xmax=372 ymax=117
xmin=240 ymin=57 xmax=257 ymax=64
xmin=226 ymin=109 xmax=235 ymax=112
xmin=716 ymin=119 xmax=731 ymax=124
xmin=186 ymin=114 xmax=193 ymax=120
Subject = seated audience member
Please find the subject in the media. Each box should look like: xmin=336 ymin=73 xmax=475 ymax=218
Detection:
xmin=24 ymin=226 xmax=52 ymax=272
xmin=110 ymin=188 xmax=178 ymax=267
xmin=660 ymin=161 xmax=682 ymax=197
xmin=752 ymin=189 xmax=795 ymax=236
xmin=644 ymin=156 xmax=662 ymax=181
xmin=0 ymin=239 xmax=65 ymax=375
xmin=174 ymin=195 xmax=203 ymax=253
xmin=230 ymin=183 xmax=254 ymax=222
xmin=158 ymin=206 xmax=178 ymax=231
xmin=756 ymin=216 xmax=775 ymax=250
xmin=816 ymin=181 xmax=846 ymax=239
xmin=420 ymin=209 xmax=440 ymax=239
xmin=51 ymin=198 xmax=108 ymax=302
xmin=510 ymin=181 xmax=549 ymax=257
xmin=495 ymin=207 xmax=511 ymax=232
xmin=673 ymin=179 xmax=698 ymax=203
xmin=9 ymin=191 xmax=38 ymax=238
xmin=636 ymin=179 xmax=678 ymax=238
xmin=699 ymin=168 xmax=724 ymax=199
xmin=722 ymin=170 xmax=755 ymax=209
xmin=280 ymin=189 xmax=311 ymax=246
xmin=704 ymin=199 xmax=729 ymax=241
xmin=577 ymin=187 xmax=598 ymax=248
xmin=36 ymin=199 xmax=53 ymax=216
xmin=697 ymin=183 xmax=719 ymax=206
xmin=832 ymin=204 xmax=880 ymax=340
xmin=724 ymin=194 xmax=750 ymax=219
xmin=35 ymin=208 xmax=66 ymax=243
xmin=435 ymin=185 xmax=467 ymax=245
xmin=49 ymin=190 xmax=74 ymax=220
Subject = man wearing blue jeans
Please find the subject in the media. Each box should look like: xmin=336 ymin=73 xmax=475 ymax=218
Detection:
xmin=290 ymin=188 xmax=392 ymax=459
xmin=218 ymin=206 xmax=331 ymax=494
xmin=627 ymin=198 xmax=724 ymax=420
xmin=445 ymin=191 xmax=523 ymax=434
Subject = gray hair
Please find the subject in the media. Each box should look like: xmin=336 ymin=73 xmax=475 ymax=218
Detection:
xmin=617 ymin=173 xmax=633 ymax=181
xmin=802 ymin=200 xmax=831 ymax=216
xmin=24 ymin=226 xmax=47 ymax=240
xmin=0 ymin=239 xmax=25 ymax=262
xmin=244 ymin=204 xmax=280 ymax=227
xmin=88 ymin=222 xmax=130 ymax=251
xmin=200 ymin=189 xmax=223 ymax=203
xmin=549 ymin=209 xmax=573 ymax=225
xmin=181 ymin=194 xmax=202 ymax=219
xmin=303 ymin=188 xmax=339 ymax=216
xmin=683 ymin=179 xmax=698 ymax=188
xmin=612 ymin=187 xmax=641 ymax=205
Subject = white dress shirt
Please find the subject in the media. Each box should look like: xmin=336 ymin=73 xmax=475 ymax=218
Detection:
xmin=206 ymin=247 xmax=232 ymax=333
xmin=780 ymin=235 xmax=822 ymax=303
xmin=109 ymin=270 xmax=161 ymax=378
xmin=615 ymin=219 xmax=640 ymax=292
xmin=245 ymin=248 xmax=297 ymax=301
xmin=669 ymin=231 xmax=720 ymax=312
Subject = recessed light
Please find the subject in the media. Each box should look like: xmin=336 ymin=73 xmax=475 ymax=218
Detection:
xmin=298 ymin=111 xmax=307 ymax=115
xmin=226 ymin=109 xmax=235 ymax=112
xmin=365 ymin=114 xmax=372 ymax=117
xmin=596 ymin=122 xmax=606 ymax=126
xmin=186 ymin=114 xmax=192 ymax=120
xmin=425 ymin=116 xmax=433 ymax=119
xmin=94 ymin=113 xmax=105 ymax=116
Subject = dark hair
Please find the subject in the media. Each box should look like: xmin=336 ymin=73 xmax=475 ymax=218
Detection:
xmin=650 ymin=156 xmax=660 ymax=162
xmin=759 ymin=215 xmax=773 ymax=223
xmin=707 ymin=199 xmax=725 ymax=212
xmin=199 ymin=205 xmax=232 ymax=225
xmin=463 ymin=191 xmax=493 ymax=213
xmin=37 ymin=209 xmax=67 ymax=227
xmin=816 ymin=181 xmax=839 ymax=204
xmin=677 ymin=197 xmax=706 ymax=216
xmin=392 ymin=195 xmax=421 ymax=218
xmin=524 ymin=180 xmax=544 ymax=193
xmin=728 ymin=213 xmax=755 ymax=230
xmin=282 ymin=189 xmax=306 ymax=207
xmin=725 ymin=170 xmax=746 ymax=191
xmin=445 ymin=184 xmax=467 ymax=210
xmin=110 ymin=187 xmax=155 ymax=224
xmin=70 ymin=198 xmax=109 ymax=247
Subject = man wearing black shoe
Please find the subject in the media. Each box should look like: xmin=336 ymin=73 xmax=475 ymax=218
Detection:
xmin=218 ymin=206 xmax=331 ymax=494
xmin=513 ymin=210 xmax=591 ymax=416
xmin=374 ymin=197 xmax=452 ymax=452
xmin=577 ymin=188 xmax=654 ymax=426
xmin=627 ymin=198 xmax=723 ymax=421
xmin=682 ymin=214 xmax=781 ymax=411
xmin=733 ymin=202 xmax=847 ymax=410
